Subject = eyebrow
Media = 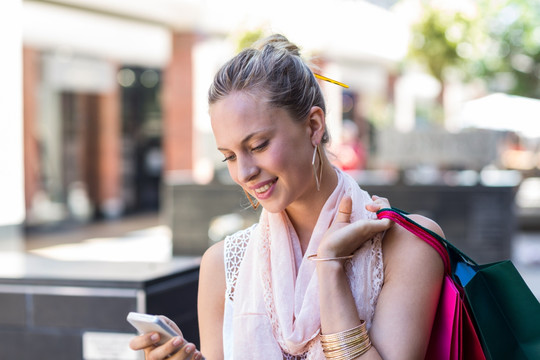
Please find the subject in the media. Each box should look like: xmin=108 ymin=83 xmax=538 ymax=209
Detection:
xmin=217 ymin=128 xmax=274 ymax=152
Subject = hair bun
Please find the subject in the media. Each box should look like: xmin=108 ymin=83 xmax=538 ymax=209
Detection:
xmin=252 ymin=34 xmax=301 ymax=57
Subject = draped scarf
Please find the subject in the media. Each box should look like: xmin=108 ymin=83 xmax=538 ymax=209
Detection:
xmin=230 ymin=169 xmax=381 ymax=359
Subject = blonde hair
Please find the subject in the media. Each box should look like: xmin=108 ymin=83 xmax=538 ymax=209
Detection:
xmin=208 ymin=34 xmax=329 ymax=143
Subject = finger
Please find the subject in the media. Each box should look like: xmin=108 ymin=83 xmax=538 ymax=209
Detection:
xmin=169 ymin=341 xmax=198 ymax=359
xmin=366 ymin=195 xmax=390 ymax=212
xmin=129 ymin=333 xmax=160 ymax=351
xmin=351 ymin=218 xmax=392 ymax=236
xmin=336 ymin=196 xmax=352 ymax=223
xmin=149 ymin=336 xmax=186 ymax=359
xmin=376 ymin=218 xmax=392 ymax=230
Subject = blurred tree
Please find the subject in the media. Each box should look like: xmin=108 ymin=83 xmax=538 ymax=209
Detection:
xmin=408 ymin=4 xmax=477 ymax=83
xmin=406 ymin=1 xmax=483 ymax=124
xmin=407 ymin=0 xmax=485 ymax=109
xmin=236 ymin=29 xmax=265 ymax=53
xmin=475 ymin=0 xmax=540 ymax=98
xmin=407 ymin=0 xmax=540 ymax=99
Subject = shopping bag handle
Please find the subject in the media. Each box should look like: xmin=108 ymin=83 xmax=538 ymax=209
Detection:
xmin=377 ymin=207 xmax=479 ymax=274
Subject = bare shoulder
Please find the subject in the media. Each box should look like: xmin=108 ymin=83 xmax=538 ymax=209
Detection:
xmin=382 ymin=214 xmax=445 ymax=280
xmin=199 ymin=240 xmax=226 ymax=308
xmin=371 ymin=215 xmax=445 ymax=359
xmin=201 ymin=240 xmax=225 ymax=266
xmin=200 ymin=240 xmax=225 ymax=282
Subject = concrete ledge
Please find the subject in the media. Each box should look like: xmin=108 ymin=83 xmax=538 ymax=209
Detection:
xmin=0 ymin=254 xmax=200 ymax=360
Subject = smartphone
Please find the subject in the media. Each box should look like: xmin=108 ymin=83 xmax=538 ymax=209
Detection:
xmin=127 ymin=312 xmax=179 ymax=345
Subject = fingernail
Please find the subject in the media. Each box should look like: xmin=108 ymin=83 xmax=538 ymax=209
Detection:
xmin=172 ymin=337 xmax=183 ymax=347
xmin=150 ymin=333 xmax=159 ymax=342
xmin=184 ymin=344 xmax=194 ymax=354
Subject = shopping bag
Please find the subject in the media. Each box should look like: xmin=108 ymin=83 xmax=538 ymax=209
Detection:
xmin=425 ymin=276 xmax=460 ymax=359
xmin=449 ymin=238 xmax=540 ymax=360
xmin=377 ymin=208 xmax=485 ymax=360
xmin=378 ymin=207 xmax=540 ymax=360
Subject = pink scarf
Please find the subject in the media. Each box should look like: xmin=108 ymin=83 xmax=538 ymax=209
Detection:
xmin=231 ymin=169 xmax=376 ymax=359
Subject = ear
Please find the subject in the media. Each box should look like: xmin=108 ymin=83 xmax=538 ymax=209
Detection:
xmin=306 ymin=106 xmax=326 ymax=146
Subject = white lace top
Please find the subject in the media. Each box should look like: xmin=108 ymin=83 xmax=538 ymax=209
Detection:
xmin=222 ymin=224 xmax=384 ymax=359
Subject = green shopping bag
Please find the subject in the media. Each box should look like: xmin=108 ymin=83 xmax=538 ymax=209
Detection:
xmin=381 ymin=207 xmax=540 ymax=360
xmin=452 ymin=254 xmax=540 ymax=360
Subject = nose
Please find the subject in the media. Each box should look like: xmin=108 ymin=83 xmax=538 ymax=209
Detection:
xmin=237 ymin=155 xmax=259 ymax=184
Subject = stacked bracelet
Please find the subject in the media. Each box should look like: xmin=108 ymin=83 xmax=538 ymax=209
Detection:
xmin=320 ymin=321 xmax=372 ymax=360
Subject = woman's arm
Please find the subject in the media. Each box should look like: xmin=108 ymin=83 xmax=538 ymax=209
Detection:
xmin=368 ymin=215 xmax=444 ymax=359
xmin=316 ymin=197 xmax=444 ymax=359
xmin=198 ymin=240 xmax=226 ymax=360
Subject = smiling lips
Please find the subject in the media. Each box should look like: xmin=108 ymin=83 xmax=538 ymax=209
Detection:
xmin=252 ymin=179 xmax=277 ymax=198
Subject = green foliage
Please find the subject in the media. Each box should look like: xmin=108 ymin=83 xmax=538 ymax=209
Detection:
xmin=408 ymin=4 xmax=481 ymax=82
xmin=236 ymin=29 xmax=265 ymax=53
xmin=408 ymin=0 xmax=540 ymax=98
xmin=476 ymin=0 xmax=540 ymax=98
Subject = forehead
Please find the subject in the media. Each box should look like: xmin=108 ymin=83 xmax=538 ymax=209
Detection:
xmin=210 ymin=92 xmax=267 ymax=122
xmin=210 ymin=92 xmax=293 ymax=146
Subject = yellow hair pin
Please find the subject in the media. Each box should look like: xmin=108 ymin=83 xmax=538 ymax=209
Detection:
xmin=314 ymin=73 xmax=349 ymax=88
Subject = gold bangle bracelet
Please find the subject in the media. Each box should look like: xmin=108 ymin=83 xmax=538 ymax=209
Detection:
xmin=324 ymin=342 xmax=372 ymax=360
xmin=321 ymin=334 xmax=370 ymax=351
xmin=322 ymin=337 xmax=370 ymax=352
xmin=323 ymin=341 xmax=372 ymax=360
xmin=320 ymin=321 xmax=371 ymax=360
xmin=321 ymin=332 xmax=369 ymax=347
xmin=320 ymin=322 xmax=367 ymax=341
xmin=308 ymin=254 xmax=354 ymax=262
xmin=322 ymin=336 xmax=370 ymax=352
xmin=321 ymin=332 xmax=369 ymax=345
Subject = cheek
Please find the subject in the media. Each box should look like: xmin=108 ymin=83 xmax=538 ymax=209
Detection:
xmin=225 ymin=163 xmax=241 ymax=185
xmin=265 ymin=147 xmax=288 ymax=171
xmin=267 ymin=141 xmax=312 ymax=175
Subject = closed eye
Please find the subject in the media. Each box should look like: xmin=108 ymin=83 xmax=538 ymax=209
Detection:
xmin=251 ymin=140 xmax=269 ymax=153
xmin=220 ymin=139 xmax=268 ymax=162
xmin=222 ymin=154 xmax=236 ymax=162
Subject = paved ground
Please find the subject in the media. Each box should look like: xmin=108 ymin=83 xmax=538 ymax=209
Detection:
xmin=24 ymin=213 xmax=161 ymax=251
xmin=22 ymin=213 xmax=540 ymax=300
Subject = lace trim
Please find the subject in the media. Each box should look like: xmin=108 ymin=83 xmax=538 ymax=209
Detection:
xmin=282 ymin=351 xmax=308 ymax=360
xmin=368 ymin=233 xmax=384 ymax=315
xmin=258 ymin=219 xmax=287 ymax=349
xmin=224 ymin=224 xmax=256 ymax=302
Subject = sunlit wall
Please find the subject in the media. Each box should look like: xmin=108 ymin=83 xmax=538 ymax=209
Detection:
xmin=0 ymin=0 xmax=25 ymax=251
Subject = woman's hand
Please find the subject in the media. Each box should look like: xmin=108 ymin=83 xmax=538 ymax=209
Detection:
xmin=317 ymin=195 xmax=393 ymax=258
xmin=129 ymin=316 xmax=203 ymax=360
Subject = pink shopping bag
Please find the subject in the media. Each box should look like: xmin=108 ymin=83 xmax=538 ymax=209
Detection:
xmin=377 ymin=209 xmax=485 ymax=360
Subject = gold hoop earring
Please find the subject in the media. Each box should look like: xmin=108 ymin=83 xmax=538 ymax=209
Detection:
xmin=243 ymin=189 xmax=260 ymax=210
xmin=312 ymin=144 xmax=323 ymax=191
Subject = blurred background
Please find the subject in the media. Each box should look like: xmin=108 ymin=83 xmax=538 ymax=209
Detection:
xmin=1 ymin=0 xmax=540 ymax=358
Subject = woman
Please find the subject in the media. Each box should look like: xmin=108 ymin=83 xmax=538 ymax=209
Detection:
xmin=130 ymin=34 xmax=444 ymax=360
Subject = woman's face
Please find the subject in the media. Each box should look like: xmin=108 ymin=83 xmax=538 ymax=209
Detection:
xmin=210 ymin=92 xmax=318 ymax=213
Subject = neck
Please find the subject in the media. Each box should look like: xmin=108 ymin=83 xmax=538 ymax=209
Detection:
xmin=285 ymin=162 xmax=338 ymax=253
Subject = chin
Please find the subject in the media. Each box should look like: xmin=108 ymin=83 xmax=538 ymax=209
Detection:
xmin=260 ymin=205 xmax=282 ymax=214
xmin=259 ymin=201 xmax=287 ymax=214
